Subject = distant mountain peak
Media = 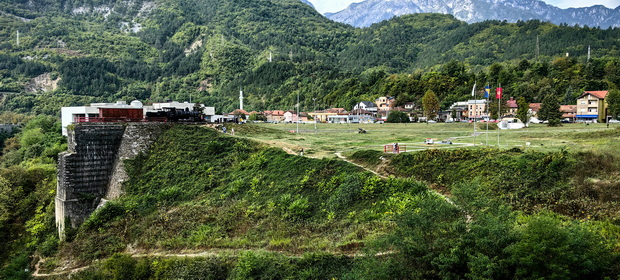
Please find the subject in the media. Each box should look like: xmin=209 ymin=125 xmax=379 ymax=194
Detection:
xmin=326 ymin=0 xmax=620 ymax=28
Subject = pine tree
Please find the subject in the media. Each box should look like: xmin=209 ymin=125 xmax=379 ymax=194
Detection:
xmin=539 ymin=95 xmax=562 ymax=126
xmin=516 ymin=96 xmax=530 ymax=126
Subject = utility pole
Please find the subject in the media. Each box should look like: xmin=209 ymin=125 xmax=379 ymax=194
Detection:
xmin=536 ymin=36 xmax=540 ymax=61
xmin=313 ymin=98 xmax=317 ymax=132
xmin=296 ymin=91 xmax=300 ymax=133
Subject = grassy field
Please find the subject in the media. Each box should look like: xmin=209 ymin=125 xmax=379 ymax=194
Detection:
xmin=232 ymin=122 xmax=620 ymax=158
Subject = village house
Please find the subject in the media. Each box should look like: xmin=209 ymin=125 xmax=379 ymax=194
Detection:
xmin=576 ymin=91 xmax=608 ymax=123
xmin=403 ymin=102 xmax=416 ymax=111
xmin=560 ymin=105 xmax=577 ymax=122
xmin=327 ymin=110 xmax=374 ymax=123
xmin=353 ymin=101 xmax=378 ymax=113
xmin=375 ymin=96 xmax=396 ymax=111
xmin=448 ymin=101 xmax=469 ymax=121
xmin=283 ymin=111 xmax=299 ymax=123
xmin=264 ymin=110 xmax=286 ymax=122
xmin=506 ymin=97 xmax=518 ymax=117
xmin=309 ymin=108 xmax=347 ymax=123
xmin=528 ymin=103 xmax=542 ymax=121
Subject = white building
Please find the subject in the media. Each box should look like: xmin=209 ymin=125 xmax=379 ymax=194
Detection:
xmin=353 ymin=101 xmax=378 ymax=113
xmin=61 ymin=101 xmax=140 ymax=136
xmin=327 ymin=114 xmax=374 ymax=123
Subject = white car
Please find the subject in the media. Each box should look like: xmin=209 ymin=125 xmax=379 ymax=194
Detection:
xmin=609 ymin=119 xmax=620 ymax=123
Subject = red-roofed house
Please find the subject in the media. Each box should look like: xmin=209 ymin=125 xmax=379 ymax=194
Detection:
xmin=375 ymin=97 xmax=396 ymax=111
xmin=560 ymin=105 xmax=577 ymax=121
xmin=265 ymin=110 xmax=286 ymax=122
xmin=577 ymin=91 xmax=608 ymax=123
xmin=506 ymin=97 xmax=518 ymax=117
xmin=529 ymin=103 xmax=541 ymax=116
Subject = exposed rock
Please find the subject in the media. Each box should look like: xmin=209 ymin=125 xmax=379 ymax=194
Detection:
xmin=25 ymin=73 xmax=61 ymax=93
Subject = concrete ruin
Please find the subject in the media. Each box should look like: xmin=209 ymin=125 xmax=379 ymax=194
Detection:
xmin=55 ymin=122 xmax=169 ymax=238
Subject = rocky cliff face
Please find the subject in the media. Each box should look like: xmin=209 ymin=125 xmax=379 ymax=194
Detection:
xmin=25 ymin=73 xmax=60 ymax=93
xmin=325 ymin=0 xmax=620 ymax=28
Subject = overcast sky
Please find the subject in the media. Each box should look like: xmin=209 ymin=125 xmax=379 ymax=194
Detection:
xmin=307 ymin=0 xmax=620 ymax=14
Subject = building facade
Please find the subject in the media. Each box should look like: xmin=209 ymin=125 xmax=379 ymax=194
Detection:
xmin=576 ymin=91 xmax=608 ymax=123
xmin=375 ymin=96 xmax=395 ymax=111
xmin=467 ymin=100 xmax=488 ymax=121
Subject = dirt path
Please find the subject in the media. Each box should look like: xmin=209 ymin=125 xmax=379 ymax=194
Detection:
xmin=32 ymin=248 xmax=368 ymax=277
xmin=334 ymin=151 xmax=387 ymax=179
xmin=333 ymin=151 xmax=457 ymax=207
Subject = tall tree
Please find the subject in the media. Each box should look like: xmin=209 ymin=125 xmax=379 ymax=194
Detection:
xmin=539 ymin=94 xmax=562 ymax=126
xmin=516 ymin=96 xmax=530 ymax=126
xmin=422 ymin=90 xmax=440 ymax=120
xmin=489 ymin=98 xmax=508 ymax=120
xmin=606 ymin=89 xmax=620 ymax=121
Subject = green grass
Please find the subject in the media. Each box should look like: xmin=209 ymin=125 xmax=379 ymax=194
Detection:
xmin=246 ymin=122 xmax=620 ymax=157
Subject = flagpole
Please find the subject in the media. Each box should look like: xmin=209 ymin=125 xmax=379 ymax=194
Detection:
xmin=497 ymin=83 xmax=501 ymax=146
xmin=486 ymin=84 xmax=489 ymax=146
xmin=472 ymin=82 xmax=477 ymax=146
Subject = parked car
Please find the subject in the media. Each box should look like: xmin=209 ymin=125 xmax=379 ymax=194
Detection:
xmin=609 ymin=119 xmax=620 ymax=123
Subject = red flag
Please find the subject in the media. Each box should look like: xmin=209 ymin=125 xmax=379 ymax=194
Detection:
xmin=496 ymin=87 xmax=503 ymax=99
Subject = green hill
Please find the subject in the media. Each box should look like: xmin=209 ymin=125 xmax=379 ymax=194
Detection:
xmin=24 ymin=125 xmax=620 ymax=279
xmin=2 ymin=119 xmax=620 ymax=278
xmin=0 ymin=0 xmax=619 ymax=114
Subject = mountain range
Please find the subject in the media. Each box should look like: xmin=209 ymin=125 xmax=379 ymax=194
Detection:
xmin=322 ymin=0 xmax=620 ymax=28
xmin=1 ymin=0 xmax=619 ymax=114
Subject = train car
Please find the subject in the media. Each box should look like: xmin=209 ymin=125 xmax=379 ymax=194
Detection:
xmin=98 ymin=108 xmax=144 ymax=122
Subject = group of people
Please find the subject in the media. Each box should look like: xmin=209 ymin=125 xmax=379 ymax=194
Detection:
xmin=221 ymin=126 xmax=234 ymax=135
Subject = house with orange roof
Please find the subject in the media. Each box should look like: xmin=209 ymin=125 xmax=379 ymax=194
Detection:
xmin=560 ymin=105 xmax=577 ymax=121
xmin=576 ymin=91 xmax=608 ymax=123
xmin=506 ymin=97 xmax=518 ymax=117
xmin=528 ymin=103 xmax=541 ymax=117
xmin=375 ymin=97 xmax=396 ymax=111
xmin=264 ymin=110 xmax=286 ymax=122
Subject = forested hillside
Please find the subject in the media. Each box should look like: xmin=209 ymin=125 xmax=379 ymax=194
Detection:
xmin=0 ymin=0 xmax=619 ymax=114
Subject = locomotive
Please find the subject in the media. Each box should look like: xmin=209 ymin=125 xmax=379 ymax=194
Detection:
xmin=146 ymin=107 xmax=205 ymax=122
